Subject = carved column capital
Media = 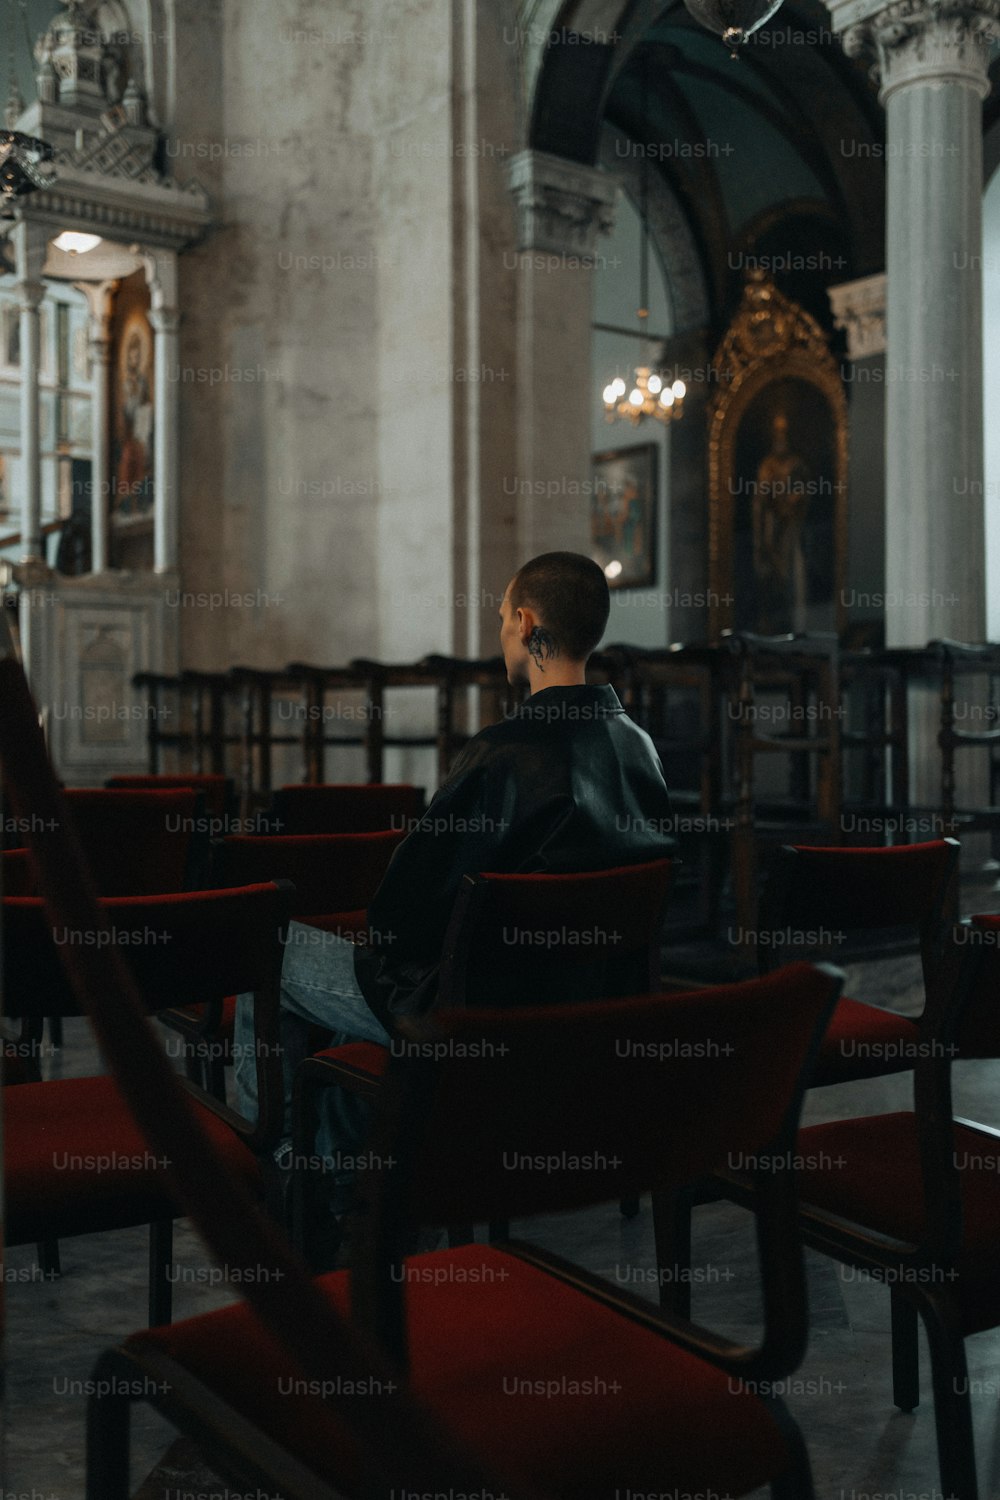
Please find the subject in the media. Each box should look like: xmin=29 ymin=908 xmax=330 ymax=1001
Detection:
xmin=506 ymin=149 xmax=619 ymax=256
xmin=829 ymin=273 xmax=887 ymax=358
xmin=834 ymin=0 xmax=1000 ymax=101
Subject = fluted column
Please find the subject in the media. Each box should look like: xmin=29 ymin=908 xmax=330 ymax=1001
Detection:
xmin=831 ymin=0 xmax=1000 ymax=646
xmin=142 ymin=250 xmax=181 ymax=574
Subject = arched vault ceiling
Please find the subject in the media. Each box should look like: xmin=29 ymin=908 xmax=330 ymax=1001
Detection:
xmin=531 ymin=0 xmax=888 ymax=306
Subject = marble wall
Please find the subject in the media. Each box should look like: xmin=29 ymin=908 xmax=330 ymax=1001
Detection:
xmin=171 ymin=0 xmax=531 ymax=675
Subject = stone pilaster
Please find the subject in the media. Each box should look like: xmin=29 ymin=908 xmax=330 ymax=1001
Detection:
xmin=507 ymin=151 xmax=619 ymax=560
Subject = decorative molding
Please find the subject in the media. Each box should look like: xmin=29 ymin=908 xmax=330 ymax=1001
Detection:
xmin=707 ymin=271 xmax=849 ymax=639
xmin=507 ymin=148 xmax=619 ymax=256
xmin=829 ymin=273 xmax=887 ymax=359
xmin=832 ymin=0 xmax=1000 ymax=100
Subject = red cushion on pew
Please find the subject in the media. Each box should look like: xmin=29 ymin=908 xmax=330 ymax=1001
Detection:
xmin=812 ymin=998 xmax=920 ymax=1085
xmin=4 ymin=1074 xmax=259 ymax=1244
xmin=130 ymin=1242 xmax=792 ymax=1498
xmin=796 ymin=1113 xmax=1000 ymax=1334
xmin=312 ymin=1041 xmax=389 ymax=1082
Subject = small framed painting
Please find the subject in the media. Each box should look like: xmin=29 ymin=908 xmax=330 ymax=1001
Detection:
xmin=591 ymin=443 xmax=657 ymax=589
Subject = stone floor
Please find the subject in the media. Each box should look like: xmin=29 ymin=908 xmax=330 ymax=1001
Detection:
xmin=6 ymin=949 xmax=1000 ymax=1499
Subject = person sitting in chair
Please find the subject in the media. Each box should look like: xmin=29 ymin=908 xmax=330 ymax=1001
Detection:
xmin=235 ymin=551 xmax=673 ymax=1206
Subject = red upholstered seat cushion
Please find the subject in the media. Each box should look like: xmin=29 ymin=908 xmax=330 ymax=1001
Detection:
xmin=796 ymin=1114 xmax=1000 ymax=1334
xmin=313 ymin=1041 xmax=389 ymax=1081
xmin=812 ymin=998 xmax=920 ymax=1085
xmin=4 ymin=1074 xmax=259 ymax=1245
xmin=129 ymin=1243 xmax=792 ymax=1498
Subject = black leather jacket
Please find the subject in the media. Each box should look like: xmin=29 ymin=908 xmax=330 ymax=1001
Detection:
xmin=353 ymin=683 xmax=673 ymax=1026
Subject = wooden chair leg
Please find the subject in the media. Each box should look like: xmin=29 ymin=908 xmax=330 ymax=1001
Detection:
xmin=651 ymin=1186 xmax=693 ymax=1319
xmin=769 ymin=1419 xmax=815 ymax=1500
xmin=148 ymin=1217 xmax=173 ymax=1327
xmin=922 ymin=1295 xmax=979 ymax=1500
xmin=37 ymin=1237 xmax=61 ymax=1278
xmin=86 ymin=1352 xmax=133 ymax=1500
xmin=892 ymin=1288 xmax=920 ymax=1411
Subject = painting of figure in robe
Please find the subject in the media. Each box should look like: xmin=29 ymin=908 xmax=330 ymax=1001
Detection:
xmin=731 ymin=377 xmax=838 ymax=635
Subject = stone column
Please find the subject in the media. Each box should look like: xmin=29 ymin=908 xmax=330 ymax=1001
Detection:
xmin=507 ymin=150 xmax=619 ymax=559
xmin=80 ymin=280 xmax=116 ymax=575
xmin=830 ymin=0 xmax=999 ymax=647
xmin=13 ymin=221 xmax=48 ymax=565
xmin=142 ymin=250 xmax=181 ymax=574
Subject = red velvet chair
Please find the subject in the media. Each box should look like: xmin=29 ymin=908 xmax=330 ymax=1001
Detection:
xmin=159 ymin=830 xmax=405 ymax=1095
xmin=659 ymin=915 xmax=1000 ymax=1500
xmin=3 ymin=789 xmax=201 ymax=897
xmin=292 ymin=858 xmax=673 ymax=1252
xmin=2 ymin=882 xmax=291 ymax=1324
xmin=88 ymin=963 xmax=842 ymax=1500
xmin=62 ymin=787 xmax=201 ymax=895
xmin=106 ymin=773 xmax=236 ymax=820
xmin=755 ymin=839 xmax=961 ymax=1085
xmin=8 ymin=790 xmax=204 ymax=1056
xmin=656 ymin=837 xmax=961 ymax=1321
xmin=271 ymin=781 xmax=424 ymax=834
xmin=2 ymin=846 xmax=34 ymax=896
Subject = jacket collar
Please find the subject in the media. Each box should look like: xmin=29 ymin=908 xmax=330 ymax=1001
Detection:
xmin=514 ymin=684 xmax=624 ymax=719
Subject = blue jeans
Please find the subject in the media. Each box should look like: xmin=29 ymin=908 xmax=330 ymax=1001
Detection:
xmin=234 ymin=921 xmax=390 ymax=1206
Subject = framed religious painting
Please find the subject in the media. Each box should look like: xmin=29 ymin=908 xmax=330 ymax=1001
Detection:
xmin=109 ymin=269 xmax=155 ymax=526
xmin=707 ymin=271 xmax=848 ymax=639
xmin=591 ymin=443 xmax=657 ymax=589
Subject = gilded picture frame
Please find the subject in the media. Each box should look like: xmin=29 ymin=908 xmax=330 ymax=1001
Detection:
xmin=707 ymin=272 xmax=848 ymax=639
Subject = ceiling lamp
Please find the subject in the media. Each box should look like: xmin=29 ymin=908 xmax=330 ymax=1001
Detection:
xmin=682 ymin=0 xmax=785 ymax=55
xmin=52 ymin=230 xmax=102 ymax=254
xmin=603 ymin=369 xmax=686 ymax=426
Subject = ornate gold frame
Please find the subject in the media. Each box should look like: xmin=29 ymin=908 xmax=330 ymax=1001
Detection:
xmin=707 ymin=271 xmax=849 ymax=639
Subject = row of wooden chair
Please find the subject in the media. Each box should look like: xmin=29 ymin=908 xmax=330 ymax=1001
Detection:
xmin=131 ymin=637 xmax=1000 ymax=830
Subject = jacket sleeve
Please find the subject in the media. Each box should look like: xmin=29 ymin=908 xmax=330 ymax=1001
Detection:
xmin=366 ymin=746 xmax=505 ymax=962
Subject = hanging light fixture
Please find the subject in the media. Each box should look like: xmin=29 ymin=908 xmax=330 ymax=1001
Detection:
xmin=601 ymin=49 xmax=685 ymax=429
xmin=1 ymin=0 xmax=55 ymax=218
xmin=682 ymin=0 xmax=785 ymax=56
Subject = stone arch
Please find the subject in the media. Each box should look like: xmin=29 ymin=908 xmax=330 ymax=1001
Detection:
xmin=597 ymin=121 xmax=710 ymax=333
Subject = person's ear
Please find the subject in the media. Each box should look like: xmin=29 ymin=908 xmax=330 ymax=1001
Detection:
xmin=515 ymin=606 xmax=536 ymax=644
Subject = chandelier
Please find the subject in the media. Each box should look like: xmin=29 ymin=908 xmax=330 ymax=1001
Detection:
xmin=600 ymin=49 xmax=685 ymax=430
xmin=603 ymin=366 xmax=686 ymax=426
xmin=0 ymin=131 xmax=55 ymax=214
